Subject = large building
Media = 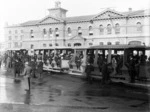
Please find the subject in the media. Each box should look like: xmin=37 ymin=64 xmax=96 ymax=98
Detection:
xmin=4 ymin=2 xmax=150 ymax=52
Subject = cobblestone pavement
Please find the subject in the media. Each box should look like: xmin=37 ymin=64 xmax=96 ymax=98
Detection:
xmin=0 ymin=66 xmax=150 ymax=112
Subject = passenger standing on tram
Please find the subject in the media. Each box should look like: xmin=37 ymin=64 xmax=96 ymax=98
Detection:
xmin=97 ymin=55 xmax=104 ymax=72
xmin=133 ymin=54 xmax=140 ymax=79
xmin=75 ymin=53 xmax=80 ymax=70
xmin=126 ymin=55 xmax=136 ymax=83
xmin=85 ymin=55 xmax=93 ymax=84
xmin=101 ymin=58 xmax=111 ymax=84
xmin=112 ymin=56 xmax=117 ymax=75
xmin=37 ymin=59 xmax=43 ymax=79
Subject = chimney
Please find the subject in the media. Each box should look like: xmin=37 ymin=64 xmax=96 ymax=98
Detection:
xmin=128 ymin=8 xmax=132 ymax=12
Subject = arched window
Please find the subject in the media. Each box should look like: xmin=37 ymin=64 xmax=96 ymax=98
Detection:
xmin=43 ymin=29 xmax=47 ymax=37
xmin=89 ymin=26 xmax=93 ymax=36
xmin=49 ymin=43 xmax=52 ymax=47
xmin=9 ymin=30 xmax=11 ymax=34
xmin=49 ymin=28 xmax=53 ymax=37
xmin=30 ymin=30 xmax=34 ymax=38
xmin=15 ymin=30 xmax=18 ymax=34
xmin=31 ymin=44 xmax=34 ymax=49
xmin=115 ymin=23 xmax=120 ymax=34
xmin=99 ymin=25 xmax=104 ymax=35
xmin=78 ymin=27 xmax=82 ymax=35
xmin=89 ymin=43 xmax=93 ymax=46
xmin=99 ymin=42 xmax=104 ymax=45
xmin=115 ymin=41 xmax=120 ymax=45
xmin=107 ymin=42 xmax=112 ymax=45
xmin=74 ymin=43 xmax=81 ymax=46
xmin=137 ymin=22 xmax=142 ymax=32
xmin=43 ymin=43 xmax=46 ymax=47
xmin=68 ymin=43 xmax=71 ymax=47
xmin=67 ymin=27 xmax=72 ymax=36
xmin=55 ymin=43 xmax=59 ymax=46
xmin=55 ymin=28 xmax=59 ymax=37
xmin=107 ymin=24 xmax=112 ymax=34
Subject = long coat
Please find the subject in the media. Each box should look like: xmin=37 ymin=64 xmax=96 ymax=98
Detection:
xmin=37 ymin=61 xmax=43 ymax=74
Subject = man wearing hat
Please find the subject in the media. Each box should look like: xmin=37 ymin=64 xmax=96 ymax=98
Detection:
xmin=22 ymin=61 xmax=32 ymax=91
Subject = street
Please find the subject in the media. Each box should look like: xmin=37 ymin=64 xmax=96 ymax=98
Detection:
xmin=0 ymin=67 xmax=150 ymax=112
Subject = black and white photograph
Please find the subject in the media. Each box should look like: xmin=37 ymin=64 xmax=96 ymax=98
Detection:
xmin=0 ymin=0 xmax=150 ymax=112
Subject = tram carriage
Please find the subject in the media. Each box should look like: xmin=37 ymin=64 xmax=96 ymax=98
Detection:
xmin=87 ymin=44 xmax=150 ymax=81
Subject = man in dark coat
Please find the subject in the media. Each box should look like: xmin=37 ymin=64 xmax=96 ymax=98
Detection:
xmin=29 ymin=58 xmax=37 ymax=78
xmin=126 ymin=55 xmax=136 ymax=83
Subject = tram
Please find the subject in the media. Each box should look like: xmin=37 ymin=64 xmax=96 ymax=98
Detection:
xmin=87 ymin=44 xmax=150 ymax=81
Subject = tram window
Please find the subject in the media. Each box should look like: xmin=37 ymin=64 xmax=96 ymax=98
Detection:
xmin=133 ymin=50 xmax=138 ymax=56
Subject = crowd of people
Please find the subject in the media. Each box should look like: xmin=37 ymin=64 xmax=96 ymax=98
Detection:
xmin=0 ymin=49 xmax=150 ymax=90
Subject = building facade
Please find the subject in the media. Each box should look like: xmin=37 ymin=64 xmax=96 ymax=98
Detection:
xmin=4 ymin=2 xmax=150 ymax=51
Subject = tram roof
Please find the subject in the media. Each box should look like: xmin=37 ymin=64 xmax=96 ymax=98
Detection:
xmin=35 ymin=46 xmax=72 ymax=50
xmin=88 ymin=44 xmax=146 ymax=50
xmin=6 ymin=48 xmax=21 ymax=51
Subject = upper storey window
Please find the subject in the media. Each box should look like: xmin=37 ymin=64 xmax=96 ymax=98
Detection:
xmin=78 ymin=27 xmax=82 ymax=35
xmin=9 ymin=30 xmax=11 ymax=34
xmin=67 ymin=27 xmax=72 ymax=36
xmin=99 ymin=25 xmax=104 ymax=35
xmin=55 ymin=28 xmax=59 ymax=37
xmin=15 ymin=30 xmax=18 ymax=34
xmin=89 ymin=26 xmax=93 ymax=36
xmin=49 ymin=28 xmax=53 ymax=37
xmin=30 ymin=30 xmax=34 ymax=38
xmin=115 ymin=23 xmax=120 ymax=34
xmin=107 ymin=24 xmax=112 ymax=34
xmin=137 ymin=22 xmax=142 ymax=32
xmin=43 ymin=28 xmax=47 ymax=37
xmin=21 ymin=30 xmax=23 ymax=33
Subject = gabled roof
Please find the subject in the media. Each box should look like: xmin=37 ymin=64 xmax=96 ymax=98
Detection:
xmin=69 ymin=35 xmax=86 ymax=40
xmin=18 ymin=9 xmax=149 ymax=27
xmin=39 ymin=15 xmax=64 ymax=24
xmin=20 ymin=20 xmax=39 ymax=26
xmin=123 ymin=10 xmax=145 ymax=16
xmin=92 ymin=9 xmax=125 ymax=20
xmin=65 ymin=15 xmax=95 ymax=22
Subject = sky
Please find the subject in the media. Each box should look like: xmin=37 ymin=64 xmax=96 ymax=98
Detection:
xmin=0 ymin=0 xmax=150 ymax=43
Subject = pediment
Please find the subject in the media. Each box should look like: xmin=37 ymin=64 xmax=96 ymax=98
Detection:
xmin=70 ymin=35 xmax=85 ymax=40
xmin=93 ymin=9 xmax=125 ymax=20
xmin=39 ymin=15 xmax=63 ymax=24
